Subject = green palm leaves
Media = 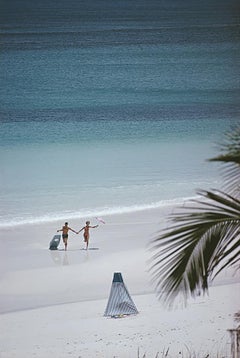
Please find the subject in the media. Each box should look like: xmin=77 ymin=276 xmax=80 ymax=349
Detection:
xmin=150 ymin=127 xmax=240 ymax=305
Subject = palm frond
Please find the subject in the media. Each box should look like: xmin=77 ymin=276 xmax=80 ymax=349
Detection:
xmin=149 ymin=190 xmax=240 ymax=306
xmin=219 ymin=165 xmax=240 ymax=197
xmin=209 ymin=127 xmax=240 ymax=195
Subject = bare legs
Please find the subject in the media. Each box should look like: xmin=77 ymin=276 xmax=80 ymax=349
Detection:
xmin=84 ymin=235 xmax=89 ymax=250
xmin=63 ymin=238 xmax=67 ymax=251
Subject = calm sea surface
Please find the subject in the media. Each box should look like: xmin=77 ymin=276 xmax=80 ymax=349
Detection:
xmin=0 ymin=0 xmax=239 ymax=227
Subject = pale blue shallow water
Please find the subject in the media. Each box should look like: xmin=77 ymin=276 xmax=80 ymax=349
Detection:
xmin=0 ymin=0 xmax=239 ymax=227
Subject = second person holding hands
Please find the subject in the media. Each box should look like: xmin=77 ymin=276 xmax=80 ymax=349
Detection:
xmin=78 ymin=221 xmax=98 ymax=250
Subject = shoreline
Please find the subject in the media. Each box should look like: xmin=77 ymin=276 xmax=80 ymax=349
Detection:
xmin=0 ymin=194 xmax=199 ymax=229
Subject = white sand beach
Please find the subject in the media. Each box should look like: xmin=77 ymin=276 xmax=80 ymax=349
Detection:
xmin=0 ymin=205 xmax=239 ymax=358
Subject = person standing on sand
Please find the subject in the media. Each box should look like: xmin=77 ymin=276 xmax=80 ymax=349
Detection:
xmin=57 ymin=222 xmax=77 ymax=251
xmin=78 ymin=221 xmax=98 ymax=250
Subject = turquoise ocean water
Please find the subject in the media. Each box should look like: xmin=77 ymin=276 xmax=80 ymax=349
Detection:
xmin=0 ymin=0 xmax=239 ymax=228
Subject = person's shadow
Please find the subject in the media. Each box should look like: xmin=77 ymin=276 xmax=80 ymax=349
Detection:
xmin=62 ymin=252 xmax=69 ymax=266
xmin=50 ymin=250 xmax=69 ymax=266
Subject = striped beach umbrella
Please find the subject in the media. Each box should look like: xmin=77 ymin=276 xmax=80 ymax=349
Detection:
xmin=104 ymin=272 xmax=139 ymax=317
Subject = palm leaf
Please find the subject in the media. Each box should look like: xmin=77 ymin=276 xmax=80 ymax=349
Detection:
xmin=209 ymin=127 xmax=240 ymax=195
xmin=150 ymin=190 xmax=240 ymax=305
